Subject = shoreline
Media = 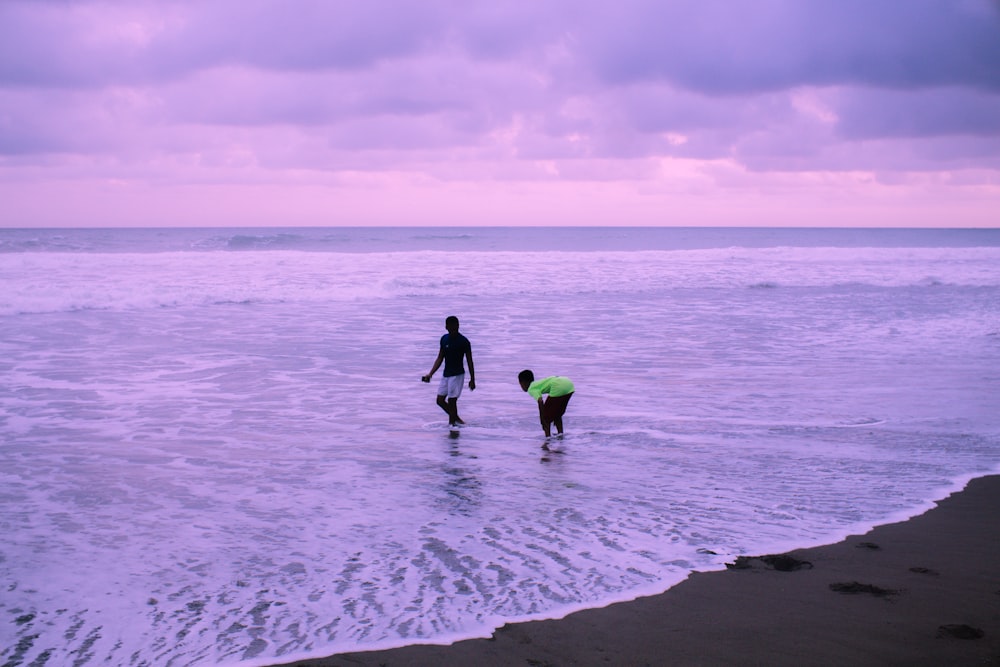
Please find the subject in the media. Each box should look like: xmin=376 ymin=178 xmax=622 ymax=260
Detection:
xmin=273 ymin=474 xmax=1000 ymax=666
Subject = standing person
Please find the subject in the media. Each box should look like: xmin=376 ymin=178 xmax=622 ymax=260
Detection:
xmin=422 ymin=316 xmax=475 ymax=427
xmin=518 ymin=370 xmax=574 ymax=438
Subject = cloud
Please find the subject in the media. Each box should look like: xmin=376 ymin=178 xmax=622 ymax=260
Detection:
xmin=160 ymin=1 xmax=446 ymax=72
xmin=835 ymin=87 xmax=1000 ymax=139
xmin=1 ymin=0 xmax=999 ymax=228
xmin=0 ymin=0 xmax=453 ymax=88
xmin=582 ymin=0 xmax=1000 ymax=93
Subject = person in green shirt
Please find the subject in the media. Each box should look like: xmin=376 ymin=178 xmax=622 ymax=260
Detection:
xmin=518 ymin=370 xmax=574 ymax=438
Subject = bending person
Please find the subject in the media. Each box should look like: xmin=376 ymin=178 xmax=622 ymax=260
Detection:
xmin=518 ymin=370 xmax=574 ymax=439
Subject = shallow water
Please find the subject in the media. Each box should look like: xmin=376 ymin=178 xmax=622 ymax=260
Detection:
xmin=2 ymin=228 xmax=999 ymax=666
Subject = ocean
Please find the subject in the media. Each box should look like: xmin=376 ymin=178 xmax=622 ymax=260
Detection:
xmin=2 ymin=226 xmax=998 ymax=666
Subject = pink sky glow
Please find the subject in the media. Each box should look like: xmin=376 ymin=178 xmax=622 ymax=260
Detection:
xmin=1 ymin=0 xmax=999 ymax=227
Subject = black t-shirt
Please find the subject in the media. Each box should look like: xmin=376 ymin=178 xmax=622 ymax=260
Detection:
xmin=440 ymin=333 xmax=470 ymax=377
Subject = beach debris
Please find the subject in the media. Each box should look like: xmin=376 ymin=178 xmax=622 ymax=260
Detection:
xmin=495 ymin=623 xmax=533 ymax=645
xmin=937 ymin=624 xmax=984 ymax=640
xmin=761 ymin=555 xmax=814 ymax=571
xmin=829 ymin=581 xmax=899 ymax=597
xmin=726 ymin=554 xmax=813 ymax=571
xmin=856 ymin=541 xmax=881 ymax=550
xmin=908 ymin=566 xmax=940 ymax=576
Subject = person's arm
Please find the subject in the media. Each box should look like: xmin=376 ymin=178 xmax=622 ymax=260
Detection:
xmin=422 ymin=349 xmax=445 ymax=382
xmin=527 ymin=377 xmax=549 ymax=402
xmin=466 ymin=346 xmax=476 ymax=390
xmin=534 ymin=384 xmax=546 ymax=409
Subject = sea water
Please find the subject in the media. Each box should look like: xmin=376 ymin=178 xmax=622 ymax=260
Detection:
xmin=1 ymin=227 xmax=998 ymax=666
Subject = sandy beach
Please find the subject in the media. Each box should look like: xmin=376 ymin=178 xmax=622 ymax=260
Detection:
xmin=277 ymin=474 xmax=1000 ymax=667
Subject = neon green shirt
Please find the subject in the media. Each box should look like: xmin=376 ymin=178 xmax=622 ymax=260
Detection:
xmin=527 ymin=376 xmax=575 ymax=400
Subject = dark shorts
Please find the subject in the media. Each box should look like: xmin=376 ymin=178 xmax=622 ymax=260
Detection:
xmin=542 ymin=392 xmax=573 ymax=422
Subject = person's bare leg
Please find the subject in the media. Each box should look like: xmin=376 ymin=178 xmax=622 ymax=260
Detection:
xmin=448 ymin=397 xmax=464 ymax=425
xmin=537 ymin=400 xmax=551 ymax=438
xmin=553 ymin=416 xmax=564 ymax=435
xmin=541 ymin=415 xmax=552 ymax=448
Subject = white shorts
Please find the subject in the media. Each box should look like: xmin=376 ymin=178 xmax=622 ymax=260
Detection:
xmin=437 ymin=374 xmax=465 ymax=399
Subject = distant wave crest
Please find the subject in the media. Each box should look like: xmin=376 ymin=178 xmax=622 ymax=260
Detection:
xmin=3 ymin=247 xmax=1000 ymax=316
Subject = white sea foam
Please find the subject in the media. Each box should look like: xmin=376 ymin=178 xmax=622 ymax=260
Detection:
xmin=3 ymin=246 xmax=1000 ymax=316
xmin=1 ymin=229 xmax=999 ymax=666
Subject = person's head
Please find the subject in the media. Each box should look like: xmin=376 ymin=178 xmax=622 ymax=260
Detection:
xmin=445 ymin=315 xmax=460 ymax=333
xmin=518 ymin=369 xmax=534 ymax=391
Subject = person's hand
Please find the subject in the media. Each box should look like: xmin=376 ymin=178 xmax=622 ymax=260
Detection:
xmin=469 ymin=379 xmax=476 ymax=391
xmin=421 ymin=375 xmax=430 ymax=383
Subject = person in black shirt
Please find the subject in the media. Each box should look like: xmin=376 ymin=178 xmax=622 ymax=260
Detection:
xmin=422 ymin=316 xmax=476 ymax=427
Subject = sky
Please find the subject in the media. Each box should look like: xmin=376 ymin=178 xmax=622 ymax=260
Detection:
xmin=1 ymin=0 xmax=999 ymax=228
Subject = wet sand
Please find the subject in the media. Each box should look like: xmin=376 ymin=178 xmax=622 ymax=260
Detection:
xmin=276 ymin=475 xmax=1000 ymax=666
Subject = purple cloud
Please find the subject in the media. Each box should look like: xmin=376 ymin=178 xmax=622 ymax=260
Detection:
xmin=583 ymin=0 xmax=1000 ymax=93
xmin=0 ymin=1 xmax=451 ymax=87
xmin=1 ymin=0 xmax=999 ymax=227
xmin=835 ymin=87 xmax=1000 ymax=139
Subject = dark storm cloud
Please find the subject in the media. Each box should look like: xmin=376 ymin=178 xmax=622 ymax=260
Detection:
xmin=835 ymin=87 xmax=1000 ymax=139
xmin=583 ymin=0 xmax=1000 ymax=93
xmin=1 ymin=0 xmax=999 ymax=174
xmin=0 ymin=0 xmax=452 ymax=88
